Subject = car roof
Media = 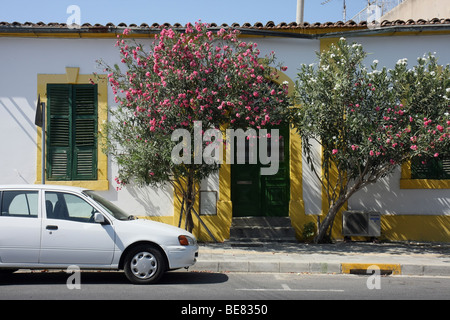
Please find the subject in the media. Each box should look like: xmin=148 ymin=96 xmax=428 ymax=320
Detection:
xmin=0 ymin=184 xmax=89 ymax=193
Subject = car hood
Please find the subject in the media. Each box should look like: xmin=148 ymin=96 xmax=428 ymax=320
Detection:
xmin=112 ymin=217 xmax=196 ymax=245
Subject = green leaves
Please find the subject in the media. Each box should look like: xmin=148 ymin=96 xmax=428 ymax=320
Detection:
xmin=292 ymin=38 xmax=450 ymax=184
xmin=99 ymin=22 xmax=290 ymax=190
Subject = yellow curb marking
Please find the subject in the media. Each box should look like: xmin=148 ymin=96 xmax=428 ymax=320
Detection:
xmin=341 ymin=263 xmax=401 ymax=275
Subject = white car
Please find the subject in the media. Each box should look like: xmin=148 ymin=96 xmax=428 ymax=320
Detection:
xmin=0 ymin=185 xmax=198 ymax=284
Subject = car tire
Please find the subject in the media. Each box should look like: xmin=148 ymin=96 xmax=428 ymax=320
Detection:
xmin=123 ymin=245 xmax=167 ymax=284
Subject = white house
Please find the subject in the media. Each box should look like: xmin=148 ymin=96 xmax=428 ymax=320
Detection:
xmin=0 ymin=19 xmax=449 ymax=242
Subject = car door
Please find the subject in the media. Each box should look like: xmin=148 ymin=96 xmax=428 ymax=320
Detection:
xmin=40 ymin=191 xmax=115 ymax=266
xmin=0 ymin=190 xmax=41 ymax=264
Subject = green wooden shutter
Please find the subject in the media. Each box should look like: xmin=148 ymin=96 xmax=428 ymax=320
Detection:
xmin=411 ymin=155 xmax=450 ymax=179
xmin=47 ymin=84 xmax=72 ymax=180
xmin=47 ymin=84 xmax=98 ymax=181
xmin=73 ymin=85 xmax=98 ymax=180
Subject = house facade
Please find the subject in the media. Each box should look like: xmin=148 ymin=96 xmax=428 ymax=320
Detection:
xmin=0 ymin=19 xmax=449 ymax=242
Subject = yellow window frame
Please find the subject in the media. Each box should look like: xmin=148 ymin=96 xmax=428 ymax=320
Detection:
xmin=400 ymin=161 xmax=450 ymax=189
xmin=36 ymin=67 xmax=109 ymax=190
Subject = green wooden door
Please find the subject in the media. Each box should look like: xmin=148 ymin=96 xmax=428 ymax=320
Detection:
xmin=231 ymin=126 xmax=290 ymax=217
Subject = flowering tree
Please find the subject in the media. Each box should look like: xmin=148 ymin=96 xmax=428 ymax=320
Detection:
xmin=292 ymin=38 xmax=450 ymax=243
xmin=100 ymin=22 xmax=289 ymax=235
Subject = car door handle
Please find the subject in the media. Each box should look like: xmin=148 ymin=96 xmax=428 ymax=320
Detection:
xmin=46 ymin=225 xmax=58 ymax=230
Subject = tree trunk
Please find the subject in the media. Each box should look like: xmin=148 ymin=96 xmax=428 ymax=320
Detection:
xmin=185 ymin=173 xmax=195 ymax=233
xmin=314 ymin=196 xmax=347 ymax=243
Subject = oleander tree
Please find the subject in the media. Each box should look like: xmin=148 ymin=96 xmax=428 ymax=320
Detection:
xmin=291 ymin=38 xmax=450 ymax=243
xmin=99 ymin=22 xmax=290 ymax=236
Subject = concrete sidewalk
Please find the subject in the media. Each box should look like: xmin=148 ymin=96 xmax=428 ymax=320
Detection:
xmin=191 ymin=241 xmax=450 ymax=276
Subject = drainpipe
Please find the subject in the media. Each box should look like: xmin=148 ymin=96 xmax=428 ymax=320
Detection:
xmin=296 ymin=0 xmax=305 ymax=24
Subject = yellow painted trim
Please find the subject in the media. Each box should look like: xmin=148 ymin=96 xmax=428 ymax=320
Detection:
xmin=2 ymin=26 xmax=449 ymax=40
xmin=138 ymin=216 xmax=174 ymax=225
xmin=172 ymin=129 xmax=233 ymax=242
xmin=289 ymin=125 xmax=305 ymax=239
xmin=381 ymin=214 xmax=450 ymax=242
xmin=318 ymin=37 xmax=348 ymax=219
xmin=36 ymin=67 xmax=109 ymax=190
xmin=400 ymin=179 xmax=450 ymax=189
xmin=319 ymin=37 xmax=340 ymax=53
xmin=341 ymin=263 xmax=401 ymax=275
xmin=400 ymin=161 xmax=450 ymax=189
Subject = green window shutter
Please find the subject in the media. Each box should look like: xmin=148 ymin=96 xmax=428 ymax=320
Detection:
xmin=411 ymin=155 xmax=450 ymax=180
xmin=73 ymin=85 xmax=98 ymax=180
xmin=46 ymin=84 xmax=98 ymax=181
xmin=47 ymin=84 xmax=72 ymax=180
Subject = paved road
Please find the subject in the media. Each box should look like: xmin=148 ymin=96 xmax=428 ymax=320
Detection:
xmin=1 ymin=270 xmax=449 ymax=301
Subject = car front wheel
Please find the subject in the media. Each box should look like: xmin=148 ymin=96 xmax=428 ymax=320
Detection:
xmin=123 ymin=245 xmax=166 ymax=284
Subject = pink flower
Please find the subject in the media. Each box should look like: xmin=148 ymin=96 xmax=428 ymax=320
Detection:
xmin=369 ymin=150 xmax=375 ymax=156
xmin=332 ymin=149 xmax=338 ymax=155
xmin=437 ymin=125 xmax=444 ymax=132
xmin=434 ymin=153 xmax=440 ymax=157
xmin=410 ymin=145 xmax=418 ymax=151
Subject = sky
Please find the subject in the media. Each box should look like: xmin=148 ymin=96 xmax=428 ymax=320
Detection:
xmin=0 ymin=0 xmax=375 ymax=25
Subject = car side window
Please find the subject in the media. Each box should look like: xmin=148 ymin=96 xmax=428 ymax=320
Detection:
xmin=0 ymin=191 xmax=39 ymax=218
xmin=45 ymin=192 xmax=97 ymax=223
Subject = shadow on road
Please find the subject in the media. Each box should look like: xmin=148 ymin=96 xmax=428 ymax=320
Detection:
xmin=0 ymin=270 xmax=228 ymax=286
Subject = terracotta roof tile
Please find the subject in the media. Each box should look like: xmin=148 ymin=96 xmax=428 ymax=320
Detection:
xmin=0 ymin=19 xmax=449 ymax=32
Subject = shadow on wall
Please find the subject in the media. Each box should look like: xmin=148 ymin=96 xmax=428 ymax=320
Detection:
xmin=349 ymin=169 xmax=450 ymax=215
xmin=0 ymin=97 xmax=38 ymax=146
xmin=126 ymin=182 xmax=173 ymax=216
xmin=344 ymin=169 xmax=450 ymax=242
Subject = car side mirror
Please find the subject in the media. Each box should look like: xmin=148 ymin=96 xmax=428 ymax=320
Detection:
xmin=94 ymin=212 xmax=106 ymax=224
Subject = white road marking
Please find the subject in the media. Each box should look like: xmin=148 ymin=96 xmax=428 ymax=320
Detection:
xmin=236 ymin=283 xmax=344 ymax=292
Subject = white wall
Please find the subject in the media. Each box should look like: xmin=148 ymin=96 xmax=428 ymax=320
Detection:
xmin=0 ymin=35 xmax=320 ymax=217
xmin=0 ymin=36 xmax=174 ymax=216
xmin=381 ymin=0 xmax=450 ymax=21
xmin=1 ymin=32 xmax=448 ymax=218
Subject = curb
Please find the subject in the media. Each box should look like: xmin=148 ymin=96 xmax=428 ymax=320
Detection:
xmin=341 ymin=263 xmax=401 ymax=275
xmin=191 ymin=260 xmax=450 ymax=276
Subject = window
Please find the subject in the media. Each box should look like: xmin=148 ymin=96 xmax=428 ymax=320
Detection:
xmin=47 ymin=84 xmax=98 ymax=181
xmin=45 ymin=192 xmax=97 ymax=223
xmin=0 ymin=191 xmax=38 ymax=218
xmin=411 ymin=155 xmax=450 ymax=180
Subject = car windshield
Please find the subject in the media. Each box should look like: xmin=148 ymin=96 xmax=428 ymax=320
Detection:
xmin=83 ymin=191 xmax=131 ymax=221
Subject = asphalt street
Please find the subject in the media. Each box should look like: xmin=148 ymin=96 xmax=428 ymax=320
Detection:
xmin=1 ymin=270 xmax=449 ymax=301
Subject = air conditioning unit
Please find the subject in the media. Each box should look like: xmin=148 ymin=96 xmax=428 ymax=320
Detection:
xmin=342 ymin=211 xmax=381 ymax=237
